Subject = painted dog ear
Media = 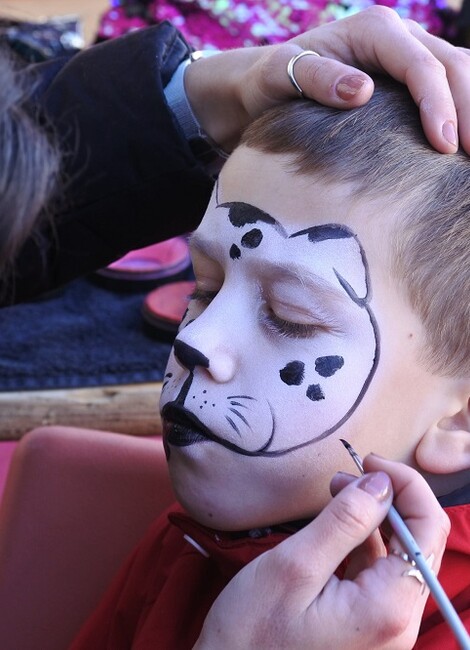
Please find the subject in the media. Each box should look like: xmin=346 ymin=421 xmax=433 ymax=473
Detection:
xmin=415 ymin=380 xmax=470 ymax=475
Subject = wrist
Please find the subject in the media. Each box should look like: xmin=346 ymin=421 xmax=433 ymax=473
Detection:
xmin=164 ymin=50 xmax=229 ymax=175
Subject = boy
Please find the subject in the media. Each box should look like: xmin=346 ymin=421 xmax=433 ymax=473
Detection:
xmin=72 ymin=78 xmax=470 ymax=648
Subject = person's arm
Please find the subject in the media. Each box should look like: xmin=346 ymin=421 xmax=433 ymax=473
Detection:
xmin=7 ymin=10 xmax=470 ymax=304
xmin=194 ymin=456 xmax=450 ymax=649
xmin=8 ymin=22 xmax=212 ymax=305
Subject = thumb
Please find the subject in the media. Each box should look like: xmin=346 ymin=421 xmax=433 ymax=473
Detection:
xmin=275 ymin=471 xmax=393 ymax=602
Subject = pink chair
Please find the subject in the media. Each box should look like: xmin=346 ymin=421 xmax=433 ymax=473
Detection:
xmin=0 ymin=427 xmax=175 ymax=650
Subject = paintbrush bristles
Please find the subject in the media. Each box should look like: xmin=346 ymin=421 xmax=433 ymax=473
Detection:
xmin=339 ymin=439 xmax=365 ymax=475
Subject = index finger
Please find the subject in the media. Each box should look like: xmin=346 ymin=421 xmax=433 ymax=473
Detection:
xmin=368 ymin=22 xmax=459 ymax=154
xmin=292 ymin=7 xmax=466 ymax=154
xmin=403 ymin=20 xmax=470 ymax=154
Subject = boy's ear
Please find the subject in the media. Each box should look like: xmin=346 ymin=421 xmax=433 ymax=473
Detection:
xmin=415 ymin=387 xmax=470 ymax=475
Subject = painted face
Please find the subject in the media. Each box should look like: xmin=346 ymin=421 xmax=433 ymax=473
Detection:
xmin=160 ymin=148 xmax=440 ymax=530
xmin=161 ymin=191 xmax=379 ymax=456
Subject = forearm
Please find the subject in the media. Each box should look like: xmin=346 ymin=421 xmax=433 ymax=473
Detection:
xmin=7 ymin=23 xmax=213 ymax=305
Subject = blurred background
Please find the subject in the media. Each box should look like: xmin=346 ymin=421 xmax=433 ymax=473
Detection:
xmin=1 ymin=0 xmax=468 ymax=64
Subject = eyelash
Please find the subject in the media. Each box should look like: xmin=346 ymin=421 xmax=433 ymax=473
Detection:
xmin=262 ymin=311 xmax=321 ymax=340
xmin=189 ymin=289 xmax=322 ymax=340
xmin=188 ymin=288 xmax=218 ymax=306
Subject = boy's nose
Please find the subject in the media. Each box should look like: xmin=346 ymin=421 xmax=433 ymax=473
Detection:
xmin=173 ymin=340 xmax=209 ymax=371
xmin=172 ymin=337 xmax=236 ymax=383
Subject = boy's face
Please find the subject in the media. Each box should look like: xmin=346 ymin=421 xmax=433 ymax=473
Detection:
xmin=160 ymin=148 xmax=444 ymax=530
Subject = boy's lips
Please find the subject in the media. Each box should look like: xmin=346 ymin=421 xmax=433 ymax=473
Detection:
xmin=162 ymin=403 xmax=213 ymax=447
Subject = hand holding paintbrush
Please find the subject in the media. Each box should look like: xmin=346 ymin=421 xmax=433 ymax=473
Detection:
xmin=341 ymin=440 xmax=470 ymax=650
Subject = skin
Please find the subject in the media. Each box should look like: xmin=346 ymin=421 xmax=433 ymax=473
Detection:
xmin=160 ymin=147 xmax=461 ymax=532
xmin=194 ymin=456 xmax=451 ymax=650
xmin=185 ymin=7 xmax=470 ymax=155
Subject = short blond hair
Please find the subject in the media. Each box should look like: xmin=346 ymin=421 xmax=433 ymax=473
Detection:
xmin=241 ymin=78 xmax=470 ymax=377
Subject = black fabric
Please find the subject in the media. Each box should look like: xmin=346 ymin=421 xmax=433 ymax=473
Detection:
xmin=0 ymin=276 xmax=172 ymax=391
xmin=6 ymin=22 xmax=214 ymax=305
xmin=438 ymin=482 xmax=470 ymax=508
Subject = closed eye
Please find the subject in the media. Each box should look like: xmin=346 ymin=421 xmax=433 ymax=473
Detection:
xmin=188 ymin=288 xmax=219 ymax=306
xmin=262 ymin=311 xmax=324 ymax=340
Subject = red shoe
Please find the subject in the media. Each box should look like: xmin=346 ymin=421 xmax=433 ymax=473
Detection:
xmin=142 ymin=280 xmax=195 ymax=334
xmin=95 ymin=237 xmax=191 ymax=291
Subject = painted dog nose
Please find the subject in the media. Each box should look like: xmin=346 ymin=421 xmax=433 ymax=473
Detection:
xmin=173 ymin=340 xmax=209 ymax=371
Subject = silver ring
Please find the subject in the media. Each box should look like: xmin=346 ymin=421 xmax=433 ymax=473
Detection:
xmin=389 ymin=548 xmax=435 ymax=591
xmin=390 ymin=549 xmax=415 ymax=565
xmin=287 ymin=50 xmax=320 ymax=98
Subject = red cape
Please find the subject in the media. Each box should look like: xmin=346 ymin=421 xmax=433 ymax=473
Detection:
xmin=71 ymin=499 xmax=470 ymax=649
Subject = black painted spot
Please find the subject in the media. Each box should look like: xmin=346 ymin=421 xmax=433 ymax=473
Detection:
xmin=241 ymin=229 xmax=263 ymax=249
xmin=306 ymin=383 xmax=325 ymax=401
xmin=315 ymin=355 xmax=344 ymax=378
xmin=280 ymin=361 xmax=305 ymax=386
xmin=220 ymin=201 xmax=276 ymax=228
xmin=230 ymin=244 xmax=241 ymax=259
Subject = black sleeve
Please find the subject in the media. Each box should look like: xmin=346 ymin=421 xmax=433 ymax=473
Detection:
xmin=7 ymin=22 xmax=214 ymax=305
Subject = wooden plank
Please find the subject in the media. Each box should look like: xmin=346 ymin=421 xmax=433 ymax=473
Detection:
xmin=0 ymin=382 xmax=163 ymax=440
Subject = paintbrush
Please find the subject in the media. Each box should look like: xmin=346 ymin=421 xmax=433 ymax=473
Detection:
xmin=340 ymin=439 xmax=470 ymax=650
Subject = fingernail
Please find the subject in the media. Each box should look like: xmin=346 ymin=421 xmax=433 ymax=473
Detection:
xmin=358 ymin=471 xmax=391 ymax=502
xmin=335 ymin=471 xmax=356 ymax=479
xmin=336 ymin=75 xmax=366 ymax=100
xmin=330 ymin=471 xmax=357 ymax=496
xmin=442 ymin=120 xmax=457 ymax=147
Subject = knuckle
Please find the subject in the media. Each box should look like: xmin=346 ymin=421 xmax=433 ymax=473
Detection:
xmin=445 ymin=46 xmax=470 ymax=70
xmin=403 ymin=17 xmax=422 ymax=34
xmin=351 ymin=588 xmax=415 ymax=645
xmin=360 ymin=5 xmax=403 ymax=26
xmin=259 ymin=43 xmax=297 ymax=87
xmin=265 ymin=545 xmax=310 ymax=586
xmin=410 ymin=54 xmax=446 ymax=82
xmin=378 ymin=608 xmax=414 ymax=643
xmin=329 ymin=493 xmax=375 ymax=540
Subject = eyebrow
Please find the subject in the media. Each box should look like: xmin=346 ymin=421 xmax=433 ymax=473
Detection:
xmin=189 ymin=232 xmax=350 ymax=305
xmin=261 ymin=260 xmax=351 ymax=306
xmin=189 ymin=232 xmax=223 ymax=260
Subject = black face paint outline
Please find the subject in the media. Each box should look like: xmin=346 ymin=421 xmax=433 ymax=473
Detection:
xmin=162 ymin=194 xmax=380 ymax=458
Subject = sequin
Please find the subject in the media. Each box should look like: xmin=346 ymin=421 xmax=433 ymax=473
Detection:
xmin=97 ymin=0 xmax=452 ymax=50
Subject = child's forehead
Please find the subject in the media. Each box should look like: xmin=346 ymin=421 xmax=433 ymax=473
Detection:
xmin=218 ymin=147 xmax=355 ymax=223
xmin=211 ymin=149 xmax=398 ymax=282
xmin=194 ymin=182 xmax=371 ymax=303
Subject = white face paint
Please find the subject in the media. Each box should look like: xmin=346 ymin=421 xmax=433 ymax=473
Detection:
xmin=159 ymin=149 xmax=439 ymax=530
xmin=161 ymin=188 xmax=378 ymax=456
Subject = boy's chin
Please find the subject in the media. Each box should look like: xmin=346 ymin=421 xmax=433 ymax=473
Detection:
xmin=171 ymin=479 xmax=321 ymax=532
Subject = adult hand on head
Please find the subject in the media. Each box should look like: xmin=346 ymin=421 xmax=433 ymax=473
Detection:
xmin=185 ymin=6 xmax=470 ymax=155
xmin=193 ymin=456 xmax=450 ymax=650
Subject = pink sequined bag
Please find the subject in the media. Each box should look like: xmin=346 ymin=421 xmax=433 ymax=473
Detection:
xmin=98 ymin=0 xmax=450 ymax=50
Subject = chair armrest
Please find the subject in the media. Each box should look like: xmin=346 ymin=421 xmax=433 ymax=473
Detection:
xmin=0 ymin=426 xmax=174 ymax=650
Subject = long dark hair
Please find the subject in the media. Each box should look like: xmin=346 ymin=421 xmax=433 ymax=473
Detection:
xmin=0 ymin=49 xmax=61 ymax=288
